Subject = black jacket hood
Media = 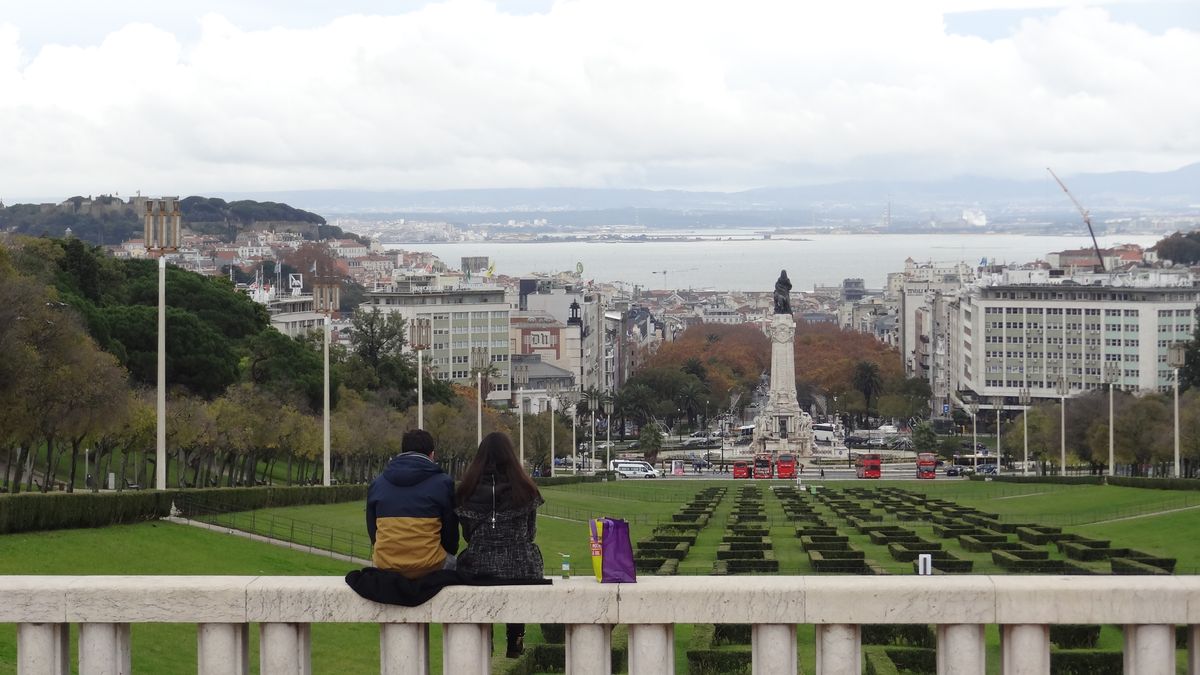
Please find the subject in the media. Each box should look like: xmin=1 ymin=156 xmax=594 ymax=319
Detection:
xmin=382 ymin=452 xmax=444 ymax=488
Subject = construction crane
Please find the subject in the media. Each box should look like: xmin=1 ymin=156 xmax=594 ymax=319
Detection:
xmin=1047 ymin=167 xmax=1105 ymax=272
xmin=650 ymin=267 xmax=698 ymax=288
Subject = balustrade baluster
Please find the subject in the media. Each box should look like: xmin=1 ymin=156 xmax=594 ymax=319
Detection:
xmin=814 ymin=624 xmax=860 ymax=675
xmin=260 ymin=622 xmax=311 ymax=675
xmin=380 ymin=624 xmax=429 ymax=675
xmin=627 ymin=624 xmax=673 ymax=674
xmin=999 ymin=624 xmax=1048 ymax=674
xmin=751 ymin=623 xmax=797 ymax=675
xmin=79 ymin=622 xmax=131 ymax=675
xmin=17 ymin=623 xmax=68 ymax=675
xmin=937 ymin=623 xmax=985 ymax=674
xmin=198 ymin=623 xmax=249 ymax=675
xmin=1124 ymin=623 xmax=1174 ymax=675
xmin=565 ymin=623 xmax=611 ymax=675
xmin=442 ymin=623 xmax=490 ymax=674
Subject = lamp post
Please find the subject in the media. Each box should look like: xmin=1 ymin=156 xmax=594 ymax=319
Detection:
xmin=1057 ymin=376 xmax=1069 ymax=476
xmin=518 ymin=387 xmax=525 ymax=469
xmin=472 ymin=347 xmax=488 ymax=446
xmin=323 ymin=315 xmax=331 ymax=486
xmin=566 ymin=391 xmax=579 ymax=475
xmin=603 ymin=396 xmax=614 ymax=472
xmin=547 ymin=381 xmax=561 ymax=478
xmin=1169 ymin=343 xmax=1187 ymax=478
xmin=1106 ymin=363 xmax=1120 ymax=476
xmin=1018 ymin=388 xmax=1031 ymax=476
xmin=992 ymin=396 xmax=1004 ymax=470
xmin=967 ymin=402 xmax=979 ymax=472
xmin=142 ymin=197 xmax=180 ymax=491
xmin=410 ymin=318 xmax=431 ymax=429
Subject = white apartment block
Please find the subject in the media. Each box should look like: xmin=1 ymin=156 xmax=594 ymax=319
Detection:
xmin=951 ymin=268 xmax=1199 ymax=408
xmin=364 ymin=276 xmax=512 ymax=402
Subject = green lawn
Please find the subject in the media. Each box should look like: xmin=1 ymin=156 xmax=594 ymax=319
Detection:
xmin=5 ymin=479 xmax=1199 ymax=673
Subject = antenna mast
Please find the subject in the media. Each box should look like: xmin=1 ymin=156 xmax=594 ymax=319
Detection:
xmin=1047 ymin=167 xmax=1105 ymax=272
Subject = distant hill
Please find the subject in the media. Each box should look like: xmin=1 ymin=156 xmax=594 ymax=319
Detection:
xmin=216 ymin=163 xmax=1200 ymax=216
xmin=0 ymin=195 xmax=348 ymax=245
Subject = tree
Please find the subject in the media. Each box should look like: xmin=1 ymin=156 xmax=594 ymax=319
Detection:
xmin=639 ymin=423 xmax=664 ymax=464
xmin=911 ymin=421 xmax=938 ymax=453
xmin=852 ymin=361 xmax=883 ymax=414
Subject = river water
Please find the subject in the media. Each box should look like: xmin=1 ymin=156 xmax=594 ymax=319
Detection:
xmin=400 ymin=233 xmax=1161 ymax=291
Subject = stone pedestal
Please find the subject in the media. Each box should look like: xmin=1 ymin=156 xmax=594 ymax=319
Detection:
xmin=753 ymin=313 xmax=814 ymax=457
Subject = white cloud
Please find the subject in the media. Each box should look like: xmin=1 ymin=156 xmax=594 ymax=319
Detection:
xmin=0 ymin=0 xmax=1197 ymax=198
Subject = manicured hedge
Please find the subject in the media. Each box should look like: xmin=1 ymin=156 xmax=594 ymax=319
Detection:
xmin=1108 ymin=476 xmax=1200 ymax=491
xmin=1050 ymin=650 xmax=1122 ymax=675
xmin=862 ymin=624 xmax=935 ymax=647
xmin=0 ymin=486 xmax=365 ymax=535
xmin=863 ymin=648 xmax=902 ymax=675
xmin=1110 ymin=557 xmax=1171 ymax=575
xmin=882 ymin=646 xmax=936 ymax=674
xmin=532 ymin=475 xmax=608 ymax=487
xmin=1050 ymin=624 xmax=1100 ymax=649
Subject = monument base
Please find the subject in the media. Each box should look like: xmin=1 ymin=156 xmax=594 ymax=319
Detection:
xmin=752 ymin=312 xmax=815 ymax=458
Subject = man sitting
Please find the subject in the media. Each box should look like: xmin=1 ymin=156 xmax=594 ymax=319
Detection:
xmin=367 ymin=430 xmax=458 ymax=578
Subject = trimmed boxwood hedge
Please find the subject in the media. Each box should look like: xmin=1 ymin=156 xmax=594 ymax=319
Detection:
xmin=1050 ymin=650 xmax=1123 ymax=675
xmin=864 ymin=648 xmax=902 ymax=675
xmin=1110 ymin=557 xmax=1171 ymax=575
xmin=1050 ymin=624 xmax=1100 ymax=649
xmin=1108 ymin=476 xmax=1200 ymax=491
xmin=0 ymin=485 xmax=365 ymax=535
xmin=862 ymin=624 xmax=935 ymax=647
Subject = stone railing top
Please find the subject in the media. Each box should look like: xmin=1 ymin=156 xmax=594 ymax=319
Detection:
xmin=3 ymin=575 xmax=1199 ymax=625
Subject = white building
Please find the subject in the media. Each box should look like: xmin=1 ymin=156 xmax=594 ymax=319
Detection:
xmin=363 ymin=275 xmax=512 ymax=402
xmin=951 ymin=267 xmax=1199 ymax=409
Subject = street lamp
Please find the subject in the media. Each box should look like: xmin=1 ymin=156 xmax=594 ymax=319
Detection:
xmin=410 ymin=318 xmax=432 ymax=429
xmin=603 ymin=395 xmax=615 ymax=472
xmin=547 ymin=381 xmax=560 ymax=478
xmin=1056 ymin=375 xmax=1069 ymax=476
xmin=518 ymin=387 xmax=526 ymax=469
xmin=472 ymin=347 xmax=488 ymax=446
xmin=1018 ymin=388 xmax=1032 ymax=477
xmin=967 ymin=402 xmax=980 ymax=472
xmin=1169 ymin=343 xmax=1187 ymax=478
xmin=992 ymin=396 xmax=1004 ymax=470
xmin=1106 ymin=362 xmax=1120 ymax=476
xmin=143 ymin=197 xmax=180 ymax=491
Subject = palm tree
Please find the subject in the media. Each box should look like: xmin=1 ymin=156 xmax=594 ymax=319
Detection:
xmin=853 ymin=361 xmax=883 ymax=415
xmin=676 ymin=380 xmax=708 ymax=429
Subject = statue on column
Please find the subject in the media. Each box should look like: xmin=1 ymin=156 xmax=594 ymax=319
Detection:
xmin=773 ymin=270 xmax=792 ymax=315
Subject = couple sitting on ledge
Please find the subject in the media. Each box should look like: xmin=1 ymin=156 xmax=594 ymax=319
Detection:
xmin=346 ymin=429 xmax=548 ymax=659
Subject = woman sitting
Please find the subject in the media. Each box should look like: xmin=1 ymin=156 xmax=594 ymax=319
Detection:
xmin=455 ymin=432 xmax=545 ymax=658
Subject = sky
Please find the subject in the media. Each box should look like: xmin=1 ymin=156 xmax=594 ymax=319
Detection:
xmin=1 ymin=0 xmax=1198 ymax=201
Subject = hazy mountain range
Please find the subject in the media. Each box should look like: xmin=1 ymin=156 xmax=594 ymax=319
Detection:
xmin=217 ymin=163 xmax=1200 ymax=217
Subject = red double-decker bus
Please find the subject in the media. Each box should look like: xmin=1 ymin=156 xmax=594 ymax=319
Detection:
xmin=916 ymin=452 xmax=937 ymax=479
xmin=855 ymin=453 xmax=882 ymax=479
xmin=753 ymin=453 xmax=774 ymax=479
xmin=732 ymin=460 xmax=751 ymax=479
xmin=776 ymin=453 xmax=797 ymax=479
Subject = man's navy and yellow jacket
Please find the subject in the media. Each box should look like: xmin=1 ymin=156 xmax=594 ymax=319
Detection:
xmin=367 ymin=452 xmax=458 ymax=579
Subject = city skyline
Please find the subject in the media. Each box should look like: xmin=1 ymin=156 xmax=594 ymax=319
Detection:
xmin=1 ymin=0 xmax=1198 ymax=200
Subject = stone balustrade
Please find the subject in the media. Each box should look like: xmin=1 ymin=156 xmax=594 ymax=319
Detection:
xmin=4 ymin=575 xmax=1200 ymax=674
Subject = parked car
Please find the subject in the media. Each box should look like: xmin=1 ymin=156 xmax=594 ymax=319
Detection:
xmin=978 ymin=464 xmax=999 ymax=475
xmin=944 ymin=466 xmax=962 ymax=477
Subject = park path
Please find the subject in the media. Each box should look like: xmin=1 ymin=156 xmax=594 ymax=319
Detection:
xmin=163 ymin=516 xmax=370 ymax=566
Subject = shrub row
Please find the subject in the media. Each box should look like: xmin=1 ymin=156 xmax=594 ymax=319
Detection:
xmin=0 ymin=486 xmax=365 ymax=535
xmin=1050 ymin=624 xmax=1100 ymax=649
xmin=862 ymin=624 xmax=935 ymax=648
xmin=1050 ymin=650 xmax=1123 ymax=675
xmin=1016 ymin=526 xmax=1061 ymax=545
xmin=992 ymin=551 xmax=1092 ymax=574
xmin=1110 ymin=557 xmax=1172 ymax=575
xmin=1107 ymin=476 xmax=1200 ymax=491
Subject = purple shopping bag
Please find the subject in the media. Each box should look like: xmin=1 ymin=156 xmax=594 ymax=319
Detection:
xmin=598 ymin=517 xmax=636 ymax=583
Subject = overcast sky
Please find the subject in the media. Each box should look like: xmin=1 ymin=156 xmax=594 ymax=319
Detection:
xmin=2 ymin=0 xmax=1198 ymax=200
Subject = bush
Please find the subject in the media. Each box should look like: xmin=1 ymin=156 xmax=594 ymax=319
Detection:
xmin=1050 ymin=624 xmax=1100 ymax=649
xmin=883 ymin=646 xmax=936 ymax=673
xmin=538 ymin=623 xmax=565 ymax=644
xmin=532 ymin=475 xmax=608 ymax=487
xmin=0 ymin=486 xmax=365 ymax=535
xmin=1108 ymin=477 xmax=1200 ymax=491
xmin=1110 ymin=557 xmax=1172 ymax=575
xmin=713 ymin=624 xmax=752 ymax=645
xmin=862 ymin=624 xmax=935 ymax=647
xmin=1050 ymin=650 xmax=1123 ymax=675
xmin=863 ymin=648 xmax=902 ymax=675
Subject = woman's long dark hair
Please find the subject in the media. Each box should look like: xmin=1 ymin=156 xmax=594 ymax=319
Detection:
xmin=456 ymin=432 xmax=541 ymax=506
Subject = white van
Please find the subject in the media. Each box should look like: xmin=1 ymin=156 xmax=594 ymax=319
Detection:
xmin=611 ymin=461 xmax=660 ymax=478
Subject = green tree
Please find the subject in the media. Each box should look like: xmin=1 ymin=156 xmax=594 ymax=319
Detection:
xmin=852 ymin=361 xmax=883 ymax=414
xmin=911 ymin=421 xmax=937 ymax=453
xmin=639 ymin=423 xmax=664 ymax=464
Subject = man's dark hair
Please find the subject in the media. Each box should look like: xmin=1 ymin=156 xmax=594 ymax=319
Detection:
xmin=402 ymin=429 xmax=435 ymax=455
